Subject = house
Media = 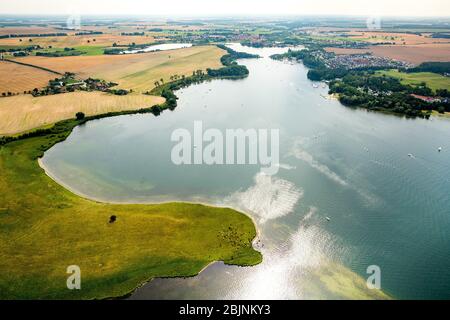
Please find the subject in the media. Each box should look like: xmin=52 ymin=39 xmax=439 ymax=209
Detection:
xmin=410 ymin=94 xmax=441 ymax=103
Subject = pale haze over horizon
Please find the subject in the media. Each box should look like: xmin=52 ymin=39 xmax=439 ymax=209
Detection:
xmin=1 ymin=0 xmax=449 ymax=17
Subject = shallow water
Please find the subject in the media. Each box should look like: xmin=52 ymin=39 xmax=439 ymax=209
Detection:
xmin=42 ymin=44 xmax=450 ymax=299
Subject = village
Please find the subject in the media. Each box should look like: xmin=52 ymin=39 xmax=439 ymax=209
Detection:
xmin=29 ymin=73 xmax=127 ymax=97
xmin=311 ymin=49 xmax=412 ymax=70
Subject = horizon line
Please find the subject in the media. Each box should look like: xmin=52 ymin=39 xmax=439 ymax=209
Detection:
xmin=1 ymin=13 xmax=450 ymax=19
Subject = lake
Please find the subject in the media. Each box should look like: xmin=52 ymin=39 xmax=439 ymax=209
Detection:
xmin=41 ymin=44 xmax=450 ymax=299
xmin=122 ymin=43 xmax=192 ymax=54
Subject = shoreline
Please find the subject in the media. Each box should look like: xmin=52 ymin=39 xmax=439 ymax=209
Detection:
xmin=38 ymin=157 xmax=262 ymax=237
xmin=38 ymin=152 xmax=263 ymax=300
xmin=0 ymin=136 xmax=262 ymax=299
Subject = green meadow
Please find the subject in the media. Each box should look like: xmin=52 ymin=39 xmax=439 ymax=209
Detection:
xmin=33 ymin=45 xmax=105 ymax=56
xmin=0 ymin=119 xmax=261 ymax=299
xmin=377 ymin=70 xmax=450 ymax=92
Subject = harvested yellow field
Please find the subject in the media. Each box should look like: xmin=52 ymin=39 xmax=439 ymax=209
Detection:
xmin=14 ymin=45 xmax=226 ymax=92
xmin=370 ymin=44 xmax=450 ymax=65
xmin=0 ymin=92 xmax=164 ymax=135
xmin=0 ymin=60 xmax=56 ymax=94
xmin=0 ymin=26 xmax=62 ymax=36
xmin=347 ymin=31 xmax=450 ymax=45
xmin=0 ymin=34 xmax=154 ymax=47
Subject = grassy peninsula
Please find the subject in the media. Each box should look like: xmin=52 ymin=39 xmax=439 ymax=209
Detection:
xmin=0 ymin=117 xmax=261 ymax=299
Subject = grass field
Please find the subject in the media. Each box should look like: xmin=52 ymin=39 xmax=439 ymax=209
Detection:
xmin=0 ymin=60 xmax=57 ymax=95
xmin=73 ymin=45 xmax=106 ymax=56
xmin=377 ymin=69 xmax=450 ymax=92
xmin=34 ymin=45 xmax=106 ymax=56
xmin=0 ymin=92 xmax=165 ymax=135
xmin=14 ymin=45 xmax=226 ymax=92
xmin=0 ymin=119 xmax=261 ymax=299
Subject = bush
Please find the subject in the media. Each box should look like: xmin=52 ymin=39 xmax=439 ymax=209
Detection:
xmin=150 ymin=105 xmax=162 ymax=116
xmin=76 ymin=112 xmax=85 ymax=120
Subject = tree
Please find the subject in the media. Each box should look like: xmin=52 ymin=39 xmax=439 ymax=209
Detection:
xmin=150 ymin=105 xmax=162 ymax=116
xmin=76 ymin=112 xmax=85 ymax=120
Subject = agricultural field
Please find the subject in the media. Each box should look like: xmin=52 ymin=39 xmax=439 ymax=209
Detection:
xmin=0 ymin=92 xmax=164 ymax=135
xmin=0 ymin=26 xmax=63 ymax=36
xmin=0 ymin=33 xmax=155 ymax=48
xmin=325 ymin=43 xmax=450 ymax=65
xmin=0 ymin=60 xmax=57 ymax=95
xmin=346 ymin=31 xmax=450 ymax=45
xmin=369 ymin=44 xmax=450 ymax=65
xmin=13 ymin=45 xmax=226 ymax=92
xmin=376 ymin=69 xmax=450 ymax=92
xmin=320 ymin=30 xmax=450 ymax=65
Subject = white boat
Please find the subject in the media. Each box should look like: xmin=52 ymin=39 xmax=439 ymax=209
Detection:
xmin=438 ymin=147 xmax=442 ymax=152
xmin=326 ymin=217 xmax=331 ymax=221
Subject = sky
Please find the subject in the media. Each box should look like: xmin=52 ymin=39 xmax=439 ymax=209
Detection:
xmin=1 ymin=0 xmax=449 ymax=17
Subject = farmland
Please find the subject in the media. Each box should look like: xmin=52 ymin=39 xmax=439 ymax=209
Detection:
xmin=0 ymin=26 xmax=62 ymax=36
xmin=0 ymin=60 xmax=57 ymax=94
xmin=376 ymin=69 xmax=450 ymax=92
xmin=346 ymin=31 xmax=450 ymax=45
xmin=317 ymin=29 xmax=450 ymax=65
xmin=325 ymin=43 xmax=450 ymax=65
xmin=0 ymin=33 xmax=155 ymax=48
xmin=13 ymin=45 xmax=226 ymax=92
xmin=369 ymin=44 xmax=450 ymax=65
xmin=0 ymin=92 xmax=164 ymax=135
